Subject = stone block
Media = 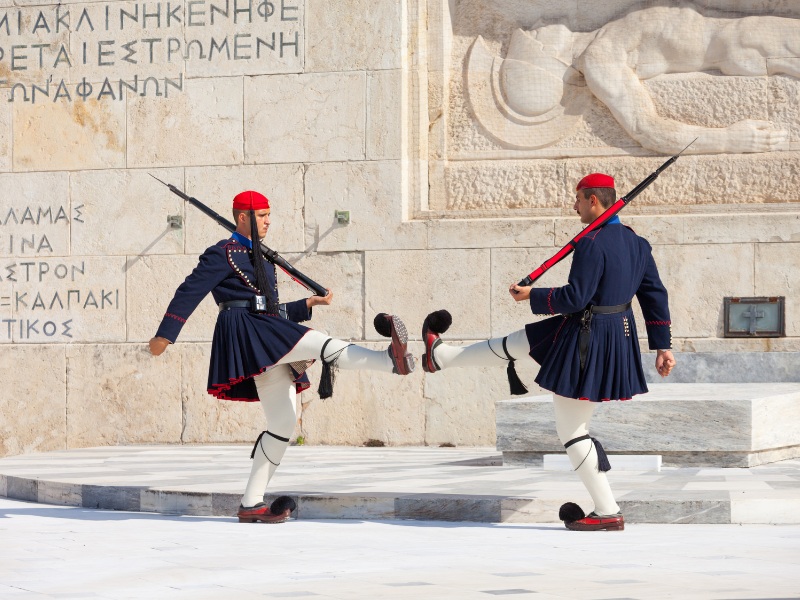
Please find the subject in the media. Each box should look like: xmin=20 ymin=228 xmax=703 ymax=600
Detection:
xmin=685 ymin=214 xmax=800 ymax=244
xmin=0 ymin=99 xmax=9 ymax=171
xmin=755 ymin=243 xmax=800 ymax=337
xmin=140 ymin=490 xmax=213 ymax=516
xmin=183 ymin=2 xmax=304 ymax=78
xmin=691 ymin=153 xmax=800 ymax=204
xmin=500 ymin=497 xmax=578 ymax=524
xmin=0 ymin=345 xmax=66 ymax=457
xmin=66 ymin=344 xmax=183 ymax=447
xmin=299 ymin=342 xmax=426 ymax=446
xmin=566 ymin=156 xmax=697 ymax=209
xmin=244 ymin=73 xmax=366 ymax=164
xmin=394 ymin=495 xmax=500 ymax=522
xmin=6 ymin=476 xmax=37 ymax=502
xmin=126 ymin=255 xmax=218 ymax=343
xmin=82 ymin=484 xmax=142 ymax=511
xmin=423 ymin=360 xmax=544 ymax=447
xmin=12 ymin=256 xmax=127 ymax=343
xmin=0 ymin=171 xmax=70 ymax=257
xmin=496 ymin=383 xmax=800 ymax=467
xmin=297 ymin=494 xmax=396 ymax=520
xmin=71 ymin=168 xmax=184 ymax=256
xmin=127 ymin=78 xmax=243 ymax=168
xmin=185 ymin=164 xmax=306 ymax=255
xmin=643 ymin=351 xmax=800 ymax=384
xmin=651 ymin=243 xmax=754 ymax=339
xmin=0 ymin=17 xmax=69 ymax=87
xmin=730 ymin=492 xmax=800 ymax=525
xmin=769 ymin=73 xmax=800 ymax=144
xmin=211 ymin=492 xmax=240 ymax=516
xmin=444 ymin=160 xmax=565 ymax=211
xmin=619 ymin=497 xmax=731 ymax=524
xmin=367 ymin=69 xmax=402 ymax=161
xmin=38 ymin=480 xmax=83 ymax=506
xmin=13 ymin=99 xmax=126 ymax=171
xmin=63 ymin=1 xmax=183 ymax=84
xmin=647 ymin=73 xmax=769 ymax=129
xmin=276 ymin=251 xmax=364 ymax=340
xmin=180 ymin=342 xmax=266 ymax=444
xmin=364 ymin=249 xmax=491 ymax=340
xmin=427 ymin=218 xmax=555 ymax=250
xmin=489 ymin=247 xmax=571 ymax=337
xmin=306 ymin=0 xmax=401 ymax=71
xmin=304 ymin=161 xmax=427 ymax=252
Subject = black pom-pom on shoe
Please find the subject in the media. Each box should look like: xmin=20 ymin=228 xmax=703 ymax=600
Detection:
xmin=373 ymin=313 xmax=393 ymax=338
xmin=270 ymin=495 xmax=297 ymax=515
xmin=559 ymin=502 xmax=585 ymax=522
xmin=425 ymin=309 xmax=452 ymax=335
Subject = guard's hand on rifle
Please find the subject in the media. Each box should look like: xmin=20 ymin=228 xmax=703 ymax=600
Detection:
xmin=656 ymin=349 xmax=676 ymax=377
xmin=149 ymin=336 xmax=170 ymax=356
xmin=307 ymin=289 xmax=333 ymax=309
xmin=509 ymin=283 xmax=532 ymax=301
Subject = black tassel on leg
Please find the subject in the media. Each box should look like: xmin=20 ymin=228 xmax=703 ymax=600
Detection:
xmin=250 ymin=431 xmax=267 ymax=459
xmin=506 ymin=361 xmax=528 ymax=396
xmin=592 ymin=437 xmax=612 ymax=472
xmin=502 ymin=337 xmax=528 ymax=396
xmin=318 ymin=339 xmax=335 ymax=399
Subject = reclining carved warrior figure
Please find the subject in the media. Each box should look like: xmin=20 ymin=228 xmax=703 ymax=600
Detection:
xmin=467 ymin=5 xmax=796 ymax=154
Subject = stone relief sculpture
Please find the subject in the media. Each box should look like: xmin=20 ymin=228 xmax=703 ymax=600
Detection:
xmin=466 ymin=5 xmax=797 ymax=155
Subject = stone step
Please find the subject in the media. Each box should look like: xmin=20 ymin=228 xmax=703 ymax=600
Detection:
xmin=496 ymin=383 xmax=800 ymax=468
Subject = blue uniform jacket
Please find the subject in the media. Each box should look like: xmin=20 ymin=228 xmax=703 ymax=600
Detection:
xmin=525 ymin=220 xmax=671 ymax=401
xmin=154 ymin=236 xmax=314 ymax=401
xmin=156 ymin=237 xmax=310 ymax=343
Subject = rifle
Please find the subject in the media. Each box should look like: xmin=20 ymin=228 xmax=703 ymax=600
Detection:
xmin=517 ymin=139 xmax=696 ymax=288
xmin=151 ymin=175 xmax=328 ymax=297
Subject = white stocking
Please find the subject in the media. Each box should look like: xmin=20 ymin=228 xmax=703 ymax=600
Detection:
xmin=553 ymin=395 xmax=620 ymax=516
xmin=433 ymin=329 xmax=530 ymax=369
xmin=241 ymin=365 xmax=298 ymax=508
xmin=281 ymin=330 xmax=393 ymax=372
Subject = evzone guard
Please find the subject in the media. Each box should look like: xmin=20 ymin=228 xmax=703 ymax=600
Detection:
xmin=421 ymin=173 xmax=676 ymax=531
xmin=149 ymin=190 xmax=415 ymax=523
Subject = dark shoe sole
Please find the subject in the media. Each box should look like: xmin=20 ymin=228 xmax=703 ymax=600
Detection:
xmin=237 ymin=510 xmax=291 ymax=524
xmin=565 ymin=518 xmax=624 ymax=531
xmin=388 ymin=315 xmax=414 ymax=375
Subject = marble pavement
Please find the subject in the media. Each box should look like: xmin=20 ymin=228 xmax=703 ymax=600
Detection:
xmin=2 ymin=445 xmax=800 ymax=525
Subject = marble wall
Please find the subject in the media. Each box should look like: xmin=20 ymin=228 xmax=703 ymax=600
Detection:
xmin=0 ymin=0 xmax=798 ymax=456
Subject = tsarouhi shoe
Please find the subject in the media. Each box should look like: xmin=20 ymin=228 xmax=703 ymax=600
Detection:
xmin=422 ymin=310 xmax=452 ymax=373
xmin=374 ymin=313 xmax=415 ymax=375
xmin=565 ymin=511 xmax=625 ymax=531
xmin=237 ymin=496 xmax=296 ymax=524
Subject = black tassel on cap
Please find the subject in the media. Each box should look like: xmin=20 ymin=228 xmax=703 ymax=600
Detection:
xmin=592 ymin=437 xmax=612 ymax=472
xmin=502 ymin=337 xmax=528 ymax=396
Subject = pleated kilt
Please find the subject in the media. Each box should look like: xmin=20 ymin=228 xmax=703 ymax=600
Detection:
xmin=208 ymin=307 xmax=313 ymax=401
xmin=525 ymin=307 xmax=648 ymax=402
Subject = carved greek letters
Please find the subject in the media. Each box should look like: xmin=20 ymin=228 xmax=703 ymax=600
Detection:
xmin=0 ymin=0 xmax=304 ymax=102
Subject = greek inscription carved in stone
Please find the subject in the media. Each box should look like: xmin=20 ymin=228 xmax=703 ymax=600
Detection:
xmin=0 ymin=0 xmax=303 ymax=102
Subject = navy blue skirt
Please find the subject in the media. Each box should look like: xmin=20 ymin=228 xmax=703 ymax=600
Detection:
xmin=525 ymin=309 xmax=647 ymax=402
xmin=208 ymin=308 xmax=312 ymax=401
